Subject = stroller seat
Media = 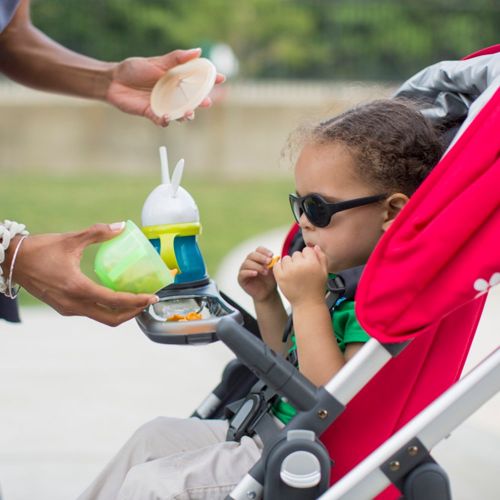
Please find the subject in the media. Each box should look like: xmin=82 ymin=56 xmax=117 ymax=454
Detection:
xmin=194 ymin=45 xmax=500 ymax=499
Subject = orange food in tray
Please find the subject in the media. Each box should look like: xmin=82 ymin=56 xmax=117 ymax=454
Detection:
xmin=166 ymin=311 xmax=203 ymax=322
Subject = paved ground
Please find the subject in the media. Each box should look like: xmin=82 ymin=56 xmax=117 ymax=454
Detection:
xmin=0 ymin=227 xmax=499 ymax=500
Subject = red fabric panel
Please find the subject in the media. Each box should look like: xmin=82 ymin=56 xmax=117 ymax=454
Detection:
xmin=282 ymin=47 xmax=498 ymax=496
xmin=281 ymin=222 xmax=300 ymax=258
xmin=319 ymin=50 xmax=499 ymax=494
xmin=356 ymin=87 xmax=500 ymax=343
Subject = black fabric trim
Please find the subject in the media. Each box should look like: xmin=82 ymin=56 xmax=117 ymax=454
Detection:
xmin=0 ymin=295 xmax=21 ymax=323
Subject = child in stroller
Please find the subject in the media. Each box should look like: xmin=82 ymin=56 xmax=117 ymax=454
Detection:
xmin=78 ymin=98 xmax=443 ymax=500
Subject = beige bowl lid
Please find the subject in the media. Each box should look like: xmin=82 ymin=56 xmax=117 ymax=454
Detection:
xmin=150 ymin=58 xmax=217 ymax=120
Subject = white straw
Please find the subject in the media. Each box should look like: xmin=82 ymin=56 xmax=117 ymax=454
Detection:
xmin=159 ymin=146 xmax=170 ymax=184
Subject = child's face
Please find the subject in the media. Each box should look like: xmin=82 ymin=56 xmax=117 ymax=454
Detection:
xmin=294 ymin=141 xmax=387 ymax=274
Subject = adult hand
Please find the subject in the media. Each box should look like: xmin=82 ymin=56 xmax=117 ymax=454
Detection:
xmin=10 ymin=223 xmax=158 ymax=326
xmin=106 ymin=48 xmax=226 ymax=127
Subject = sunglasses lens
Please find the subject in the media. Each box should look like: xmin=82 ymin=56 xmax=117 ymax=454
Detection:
xmin=303 ymin=195 xmax=329 ymax=227
xmin=289 ymin=196 xmax=302 ymax=222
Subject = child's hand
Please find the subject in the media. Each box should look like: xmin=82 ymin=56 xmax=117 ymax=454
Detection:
xmin=273 ymin=245 xmax=328 ymax=307
xmin=238 ymin=246 xmax=278 ymax=303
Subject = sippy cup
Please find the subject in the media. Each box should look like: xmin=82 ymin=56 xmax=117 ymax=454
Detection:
xmin=141 ymin=147 xmax=207 ymax=285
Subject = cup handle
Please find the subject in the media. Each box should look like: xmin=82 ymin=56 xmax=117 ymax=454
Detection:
xmin=159 ymin=233 xmax=179 ymax=271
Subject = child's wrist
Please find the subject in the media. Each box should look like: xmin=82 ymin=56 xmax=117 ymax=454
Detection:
xmin=254 ymin=288 xmax=281 ymax=307
xmin=291 ymin=297 xmax=327 ymax=315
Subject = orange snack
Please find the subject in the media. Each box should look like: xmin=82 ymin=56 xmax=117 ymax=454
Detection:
xmin=267 ymin=255 xmax=280 ymax=269
xmin=166 ymin=314 xmax=185 ymax=322
xmin=185 ymin=311 xmax=203 ymax=321
xmin=166 ymin=311 xmax=203 ymax=322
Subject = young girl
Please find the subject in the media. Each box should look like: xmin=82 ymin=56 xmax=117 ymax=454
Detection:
xmin=79 ymin=99 xmax=443 ymax=500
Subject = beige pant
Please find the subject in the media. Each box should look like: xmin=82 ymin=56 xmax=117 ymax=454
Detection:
xmin=78 ymin=416 xmax=263 ymax=500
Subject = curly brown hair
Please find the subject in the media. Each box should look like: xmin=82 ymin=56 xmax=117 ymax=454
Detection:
xmin=289 ymin=99 xmax=443 ymax=196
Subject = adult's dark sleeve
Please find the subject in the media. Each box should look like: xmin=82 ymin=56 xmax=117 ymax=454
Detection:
xmin=0 ymin=295 xmax=20 ymax=322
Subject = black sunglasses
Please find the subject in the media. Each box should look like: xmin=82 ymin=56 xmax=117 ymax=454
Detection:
xmin=289 ymin=192 xmax=387 ymax=228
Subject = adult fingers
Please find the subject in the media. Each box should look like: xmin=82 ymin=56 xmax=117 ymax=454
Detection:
xmin=146 ymin=106 xmax=170 ymax=127
xmin=181 ymin=110 xmax=195 ymax=121
xmin=199 ymin=97 xmax=213 ymax=108
xmin=70 ymin=275 xmax=158 ymax=310
xmin=74 ymin=222 xmax=126 ymax=248
xmin=86 ymin=303 xmax=146 ymax=327
xmin=154 ymin=48 xmax=201 ymax=71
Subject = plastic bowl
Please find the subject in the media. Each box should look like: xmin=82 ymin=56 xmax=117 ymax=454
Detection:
xmin=94 ymin=220 xmax=172 ymax=294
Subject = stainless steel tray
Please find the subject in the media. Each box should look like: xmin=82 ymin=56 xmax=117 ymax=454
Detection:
xmin=136 ymin=280 xmax=243 ymax=345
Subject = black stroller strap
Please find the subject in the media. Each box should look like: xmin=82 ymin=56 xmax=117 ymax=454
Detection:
xmin=334 ymin=265 xmax=365 ymax=301
xmin=225 ymin=381 xmax=279 ymax=442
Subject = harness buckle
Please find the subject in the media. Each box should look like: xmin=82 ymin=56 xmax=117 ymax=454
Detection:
xmin=226 ymin=393 xmax=270 ymax=442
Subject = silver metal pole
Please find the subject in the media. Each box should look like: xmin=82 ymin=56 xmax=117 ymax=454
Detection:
xmin=320 ymin=347 xmax=500 ymax=500
xmin=324 ymin=338 xmax=393 ymax=404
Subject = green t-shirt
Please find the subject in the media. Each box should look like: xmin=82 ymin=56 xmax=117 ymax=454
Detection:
xmin=271 ymin=299 xmax=370 ymax=424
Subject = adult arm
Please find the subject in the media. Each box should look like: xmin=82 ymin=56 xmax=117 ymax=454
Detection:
xmin=0 ymin=223 xmax=158 ymax=326
xmin=0 ymin=0 xmax=224 ymax=126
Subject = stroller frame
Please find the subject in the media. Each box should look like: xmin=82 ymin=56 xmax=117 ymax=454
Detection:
xmin=216 ymin=317 xmax=499 ymax=499
xmin=200 ymin=47 xmax=500 ymax=499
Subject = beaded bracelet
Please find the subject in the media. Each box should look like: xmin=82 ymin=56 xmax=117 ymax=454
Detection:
xmin=0 ymin=220 xmax=29 ymax=297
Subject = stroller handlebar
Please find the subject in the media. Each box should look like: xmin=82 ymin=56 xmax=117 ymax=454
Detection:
xmin=217 ymin=317 xmax=318 ymax=412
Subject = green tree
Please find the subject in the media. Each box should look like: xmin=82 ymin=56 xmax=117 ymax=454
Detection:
xmin=31 ymin=0 xmax=499 ymax=81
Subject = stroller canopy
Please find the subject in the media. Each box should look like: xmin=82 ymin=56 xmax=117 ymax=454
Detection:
xmin=321 ymin=47 xmax=500 ymax=497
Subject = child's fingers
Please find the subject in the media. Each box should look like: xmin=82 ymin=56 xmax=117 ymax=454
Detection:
xmin=313 ymin=245 xmax=328 ymax=271
xmin=246 ymin=249 xmax=272 ymax=267
xmin=291 ymin=250 xmax=305 ymax=263
xmin=255 ymin=246 xmax=274 ymax=257
xmin=239 ymin=269 xmax=259 ymax=280
xmin=241 ymin=257 xmax=272 ymax=276
xmin=275 ymin=254 xmax=292 ymax=273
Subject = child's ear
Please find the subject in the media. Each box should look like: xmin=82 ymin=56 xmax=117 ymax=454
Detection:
xmin=382 ymin=193 xmax=409 ymax=232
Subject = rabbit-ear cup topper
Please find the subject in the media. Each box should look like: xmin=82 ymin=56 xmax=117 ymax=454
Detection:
xmin=150 ymin=58 xmax=217 ymax=120
xmin=141 ymin=184 xmax=200 ymax=226
xmin=142 ymin=146 xmax=200 ymax=227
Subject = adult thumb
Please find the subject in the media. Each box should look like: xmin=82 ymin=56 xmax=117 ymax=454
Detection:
xmin=156 ymin=48 xmax=201 ymax=71
xmin=77 ymin=222 xmax=126 ymax=247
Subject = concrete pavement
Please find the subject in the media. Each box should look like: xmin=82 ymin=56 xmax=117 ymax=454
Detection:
xmin=0 ymin=226 xmax=499 ymax=499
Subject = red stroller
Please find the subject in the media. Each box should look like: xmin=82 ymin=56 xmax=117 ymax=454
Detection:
xmin=136 ymin=45 xmax=499 ymax=499
xmin=209 ymin=46 xmax=500 ymax=499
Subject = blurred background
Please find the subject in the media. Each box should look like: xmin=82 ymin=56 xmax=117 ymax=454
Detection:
xmin=1 ymin=0 xmax=498 ymax=303
xmin=0 ymin=1 xmax=499 ymax=499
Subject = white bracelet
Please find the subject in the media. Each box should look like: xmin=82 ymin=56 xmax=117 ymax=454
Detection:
xmin=6 ymin=235 xmax=28 ymax=299
xmin=0 ymin=220 xmax=29 ymax=296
